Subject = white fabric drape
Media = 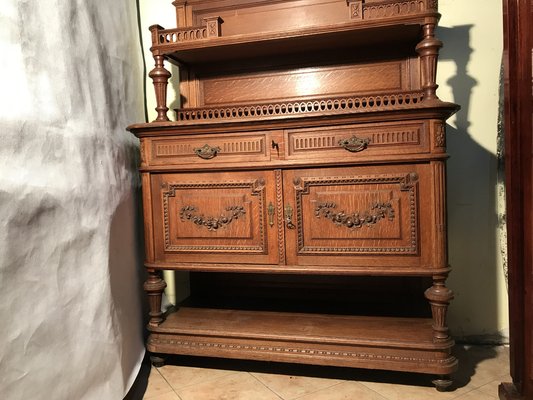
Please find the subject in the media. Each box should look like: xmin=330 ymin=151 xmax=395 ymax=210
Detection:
xmin=0 ymin=1 xmax=146 ymax=398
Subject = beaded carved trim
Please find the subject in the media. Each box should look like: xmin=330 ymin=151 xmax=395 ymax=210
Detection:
xmin=275 ymin=170 xmax=286 ymax=264
xmin=148 ymin=337 xmax=455 ymax=365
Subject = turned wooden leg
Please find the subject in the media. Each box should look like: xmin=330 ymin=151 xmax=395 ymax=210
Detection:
xmin=426 ymin=275 xmax=455 ymax=391
xmin=144 ymin=270 xmax=167 ymax=327
xmin=416 ymin=23 xmax=442 ymax=101
xmin=425 ymin=273 xmax=454 ymax=343
xmin=148 ymin=53 xmax=171 ymax=122
xmin=150 ymin=353 xmax=166 ymax=368
xmin=432 ymin=375 xmax=453 ymax=392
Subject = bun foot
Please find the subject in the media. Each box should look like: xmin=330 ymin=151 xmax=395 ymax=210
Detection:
xmin=432 ymin=375 xmax=452 ymax=392
xmin=150 ymin=354 xmax=166 ymax=368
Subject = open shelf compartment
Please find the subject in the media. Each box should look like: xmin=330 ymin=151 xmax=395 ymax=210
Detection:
xmin=148 ymin=307 xmax=457 ymax=375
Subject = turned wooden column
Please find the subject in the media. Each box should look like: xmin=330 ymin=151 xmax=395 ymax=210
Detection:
xmin=416 ymin=23 xmax=442 ymax=101
xmin=149 ymin=54 xmax=171 ymax=122
xmin=148 ymin=25 xmax=171 ymax=121
xmin=425 ymin=273 xmax=454 ymax=343
xmin=425 ymin=273 xmax=454 ymax=391
xmin=144 ymin=270 xmax=167 ymax=327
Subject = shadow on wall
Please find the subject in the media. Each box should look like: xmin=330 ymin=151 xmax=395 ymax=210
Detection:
xmin=438 ymin=25 xmax=505 ymax=343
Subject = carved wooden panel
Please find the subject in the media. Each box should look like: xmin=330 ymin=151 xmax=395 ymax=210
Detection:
xmin=178 ymin=0 xmax=436 ymax=36
xmin=286 ymin=121 xmax=428 ymax=160
xmin=148 ymin=133 xmax=272 ymax=166
xmin=200 ymin=62 xmax=408 ymax=106
xmin=189 ymin=0 xmax=350 ymax=36
xmin=283 ymin=165 xmax=432 ymax=268
xmin=363 ymin=0 xmax=426 ymax=20
xmin=150 ymin=171 xmax=279 ymax=265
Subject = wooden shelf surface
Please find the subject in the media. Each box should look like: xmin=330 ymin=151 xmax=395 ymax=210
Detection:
xmin=156 ymin=19 xmax=429 ymax=64
xmin=153 ymin=307 xmax=444 ymax=349
xmin=148 ymin=307 xmax=457 ymax=375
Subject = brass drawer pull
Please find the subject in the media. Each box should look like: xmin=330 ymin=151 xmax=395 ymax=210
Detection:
xmin=338 ymin=135 xmax=370 ymax=152
xmin=194 ymin=144 xmax=221 ymax=159
xmin=285 ymin=204 xmax=295 ymax=229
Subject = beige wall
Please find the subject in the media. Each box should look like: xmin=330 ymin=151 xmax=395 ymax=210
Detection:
xmin=438 ymin=0 xmax=507 ymax=340
xmin=140 ymin=0 xmax=180 ymax=124
xmin=139 ymin=0 xmax=508 ymax=341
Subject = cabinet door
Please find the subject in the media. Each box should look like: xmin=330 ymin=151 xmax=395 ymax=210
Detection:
xmin=283 ymin=165 xmax=434 ymax=271
xmin=151 ymin=170 xmax=280 ymax=265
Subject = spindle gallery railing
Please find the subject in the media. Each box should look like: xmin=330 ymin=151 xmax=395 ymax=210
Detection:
xmin=174 ymin=92 xmax=425 ymax=123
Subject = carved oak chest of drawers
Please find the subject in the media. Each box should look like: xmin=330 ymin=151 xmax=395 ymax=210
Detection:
xmin=128 ymin=0 xmax=459 ymax=390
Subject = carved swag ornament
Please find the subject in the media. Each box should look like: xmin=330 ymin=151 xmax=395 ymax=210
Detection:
xmin=180 ymin=205 xmax=245 ymax=231
xmin=315 ymin=202 xmax=395 ymax=229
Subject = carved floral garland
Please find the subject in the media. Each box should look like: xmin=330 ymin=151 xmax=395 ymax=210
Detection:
xmin=180 ymin=205 xmax=245 ymax=231
xmin=315 ymin=202 xmax=395 ymax=229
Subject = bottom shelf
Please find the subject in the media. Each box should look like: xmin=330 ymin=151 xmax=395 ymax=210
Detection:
xmin=148 ymin=307 xmax=457 ymax=375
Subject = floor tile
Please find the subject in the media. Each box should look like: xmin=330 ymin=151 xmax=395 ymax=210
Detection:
xmin=476 ymin=375 xmax=509 ymax=398
xmin=175 ymin=372 xmax=281 ymax=400
xmin=144 ymin=367 xmax=174 ymax=399
xmin=453 ymin=345 xmax=510 ymax=389
xmin=147 ymin=392 xmax=182 ymax=400
xmin=251 ymin=371 xmax=342 ymax=400
xmin=294 ymin=381 xmax=388 ymax=400
xmin=138 ymin=346 xmax=512 ymax=399
xmin=453 ymin=387 xmax=498 ymax=400
xmin=359 ymin=380 xmax=466 ymax=400
xmin=158 ymin=364 xmax=237 ymax=390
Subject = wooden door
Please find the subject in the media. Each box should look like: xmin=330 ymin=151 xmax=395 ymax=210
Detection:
xmin=283 ymin=165 xmax=435 ymax=272
xmin=150 ymin=170 xmax=280 ymax=265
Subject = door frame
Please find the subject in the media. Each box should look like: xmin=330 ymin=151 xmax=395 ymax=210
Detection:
xmin=500 ymin=0 xmax=533 ymax=398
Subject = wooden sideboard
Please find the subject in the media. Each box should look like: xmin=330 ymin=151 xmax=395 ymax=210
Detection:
xmin=128 ymin=0 xmax=459 ymax=391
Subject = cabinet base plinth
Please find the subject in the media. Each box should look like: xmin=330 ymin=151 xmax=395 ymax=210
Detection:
xmin=147 ymin=307 xmax=457 ymax=379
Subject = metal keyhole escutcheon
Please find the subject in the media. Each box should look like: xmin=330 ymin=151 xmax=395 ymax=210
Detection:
xmin=285 ymin=204 xmax=295 ymax=229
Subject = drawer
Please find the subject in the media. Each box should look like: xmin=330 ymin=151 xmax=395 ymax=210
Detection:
xmin=285 ymin=122 xmax=429 ymax=160
xmin=147 ymin=132 xmax=274 ymax=166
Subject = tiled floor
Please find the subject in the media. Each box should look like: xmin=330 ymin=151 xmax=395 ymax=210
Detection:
xmin=125 ymin=345 xmax=509 ymax=400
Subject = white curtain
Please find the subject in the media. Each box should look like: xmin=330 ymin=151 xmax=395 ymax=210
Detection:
xmin=0 ymin=1 xmax=146 ymax=398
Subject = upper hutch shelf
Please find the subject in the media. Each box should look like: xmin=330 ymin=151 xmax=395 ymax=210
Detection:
xmin=145 ymin=0 xmax=447 ymax=126
xmin=151 ymin=0 xmax=440 ymax=64
xmin=153 ymin=22 xmax=428 ymax=64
